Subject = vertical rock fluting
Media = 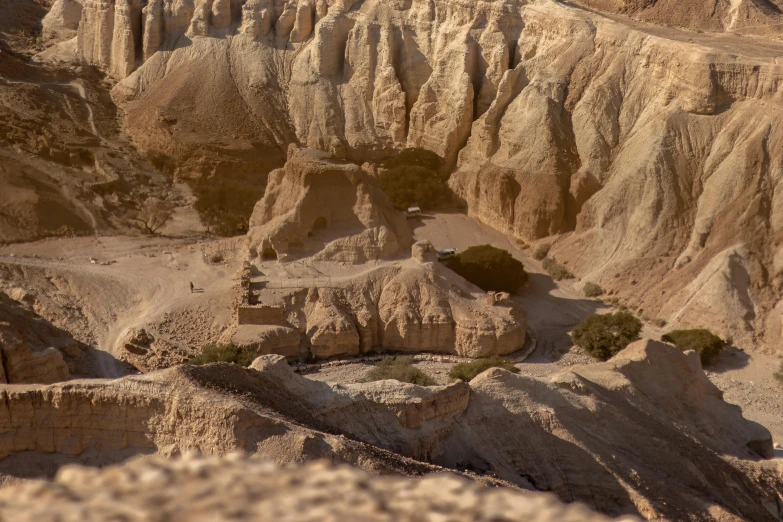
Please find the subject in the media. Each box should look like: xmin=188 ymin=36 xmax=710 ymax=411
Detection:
xmin=69 ymin=0 xmax=783 ymax=348
xmin=111 ymin=0 xmax=143 ymax=78
xmin=142 ymin=0 xmax=164 ymax=61
xmin=78 ymin=0 xmax=115 ymax=71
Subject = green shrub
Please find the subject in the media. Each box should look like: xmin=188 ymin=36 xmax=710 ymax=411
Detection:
xmin=361 ymin=356 xmax=436 ymax=386
xmin=533 ymin=244 xmax=551 ymax=261
xmin=379 ymin=165 xmax=447 ymax=211
xmin=661 ymin=329 xmax=726 ymax=366
xmin=449 ymin=356 xmax=520 ymax=382
xmin=382 ymin=148 xmax=443 ymax=175
xmin=446 ymin=245 xmax=528 ymax=293
xmin=571 ymin=312 xmax=643 ymax=361
xmin=193 ymin=175 xmax=265 ymax=237
xmin=188 ymin=343 xmax=258 ymax=367
xmin=583 ymin=282 xmax=603 ymax=298
xmin=542 ymin=258 xmax=574 ymax=281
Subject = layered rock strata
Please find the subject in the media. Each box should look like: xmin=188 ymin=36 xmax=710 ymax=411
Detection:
xmin=247 ymin=147 xmax=413 ymax=263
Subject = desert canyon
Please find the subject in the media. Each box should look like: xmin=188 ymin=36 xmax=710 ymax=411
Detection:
xmin=0 ymin=0 xmax=783 ymax=520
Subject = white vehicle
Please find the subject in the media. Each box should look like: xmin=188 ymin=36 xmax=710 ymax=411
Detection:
xmin=436 ymin=248 xmax=457 ymax=261
xmin=404 ymin=206 xmax=422 ymax=218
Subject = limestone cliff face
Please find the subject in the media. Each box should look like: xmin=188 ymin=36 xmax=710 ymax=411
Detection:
xmin=67 ymin=0 xmax=783 ymax=350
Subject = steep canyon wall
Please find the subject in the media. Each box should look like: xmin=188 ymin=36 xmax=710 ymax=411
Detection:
xmin=59 ymin=0 xmax=783 ymax=349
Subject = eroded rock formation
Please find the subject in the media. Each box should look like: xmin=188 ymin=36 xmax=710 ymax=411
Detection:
xmin=247 ymin=147 xmax=413 ymax=263
xmin=1 ymin=343 xmax=778 ymax=520
xmin=0 ymin=291 xmax=82 ymax=384
xmin=236 ymin=251 xmax=527 ymax=359
xmin=57 ymin=0 xmax=783 ymax=350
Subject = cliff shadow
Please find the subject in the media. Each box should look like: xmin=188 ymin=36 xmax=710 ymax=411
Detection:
xmin=514 ymin=272 xmax=604 ymax=363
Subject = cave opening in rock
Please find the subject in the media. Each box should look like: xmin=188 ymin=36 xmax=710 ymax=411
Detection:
xmin=261 ymin=248 xmax=278 ymax=261
xmin=309 ymin=217 xmax=328 ymax=237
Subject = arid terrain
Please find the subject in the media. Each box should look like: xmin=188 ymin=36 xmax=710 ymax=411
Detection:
xmin=1 ymin=0 xmax=783 ymax=520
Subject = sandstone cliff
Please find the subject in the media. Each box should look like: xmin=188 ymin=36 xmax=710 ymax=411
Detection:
xmin=247 ymin=147 xmax=412 ymax=263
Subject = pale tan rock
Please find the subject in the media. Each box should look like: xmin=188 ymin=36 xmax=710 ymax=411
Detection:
xmin=141 ymin=0 xmax=163 ymax=61
xmin=247 ymin=147 xmax=412 ymax=263
xmin=0 ymin=292 xmax=72 ymax=384
xmin=0 ymin=456 xmax=632 ymax=522
xmin=65 ymin=0 xmax=783 ymax=349
xmin=42 ymin=0 xmax=83 ymax=32
xmin=232 ymin=324 xmax=301 ymax=357
xmin=241 ymin=260 xmax=526 ymax=360
xmin=211 ymin=0 xmax=232 ymax=30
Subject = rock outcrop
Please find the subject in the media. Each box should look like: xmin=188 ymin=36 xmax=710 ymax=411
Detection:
xmin=0 ymin=291 xmax=78 ymax=384
xmin=0 ymin=456 xmax=634 ymax=522
xmin=247 ymin=147 xmax=413 ymax=263
xmin=237 ymin=256 xmax=527 ymax=359
xmin=42 ymin=0 xmax=83 ymax=33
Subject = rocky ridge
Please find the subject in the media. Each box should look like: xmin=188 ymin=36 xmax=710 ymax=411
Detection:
xmin=0 ymin=341 xmax=779 ymax=520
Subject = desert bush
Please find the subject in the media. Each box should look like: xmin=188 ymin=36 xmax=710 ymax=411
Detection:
xmin=542 ymin=258 xmax=574 ymax=281
xmin=449 ymin=356 xmax=520 ymax=382
xmin=210 ymin=253 xmax=225 ymax=264
xmin=571 ymin=312 xmax=643 ymax=361
xmin=361 ymin=356 xmax=435 ymax=386
xmin=382 ymin=147 xmax=443 ymax=175
xmin=188 ymin=343 xmax=257 ymax=367
xmin=446 ymin=245 xmax=528 ymax=293
xmin=583 ymin=282 xmax=603 ymax=298
xmin=379 ymin=165 xmax=447 ymax=211
xmin=661 ymin=329 xmax=726 ymax=366
xmin=533 ymin=244 xmax=551 ymax=261
xmin=193 ymin=175 xmax=265 ymax=237
xmin=775 ymin=363 xmax=783 ymax=385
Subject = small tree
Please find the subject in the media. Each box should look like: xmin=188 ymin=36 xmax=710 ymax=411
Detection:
xmin=382 ymin=147 xmax=443 ymax=175
xmin=128 ymin=197 xmax=174 ymax=235
xmin=379 ymin=165 xmax=446 ymax=211
xmin=449 ymin=356 xmax=520 ymax=382
xmin=446 ymin=245 xmax=528 ymax=293
xmin=361 ymin=356 xmax=436 ymax=386
xmin=661 ymin=329 xmax=726 ymax=366
xmin=571 ymin=312 xmax=642 ymax=361
xmin=583 ymin=282 xmax=604 ymax=298
xmin=533 ymin=244 xmax=551 ymax=261
xmin=542 ymin=258 xmax=574 ymax=281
